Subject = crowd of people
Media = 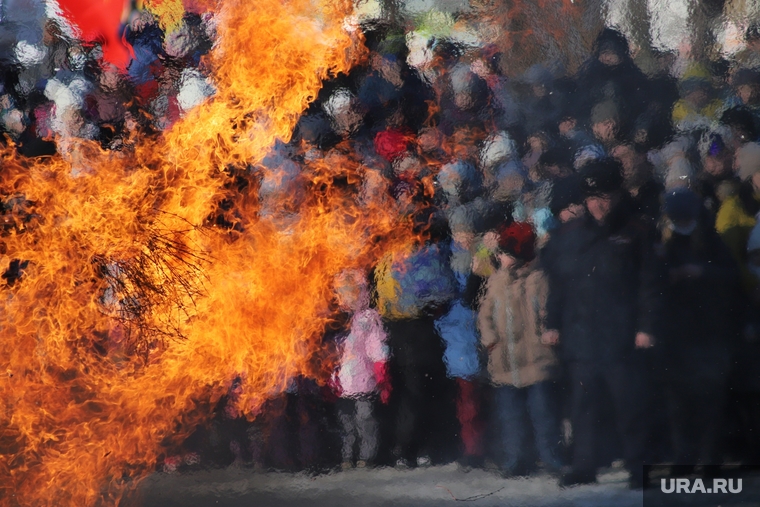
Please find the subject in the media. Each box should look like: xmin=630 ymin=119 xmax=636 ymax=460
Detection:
xmin=0 ymin=9 xmax=214 ymax=159
xmin=5 ymin=6 xmax=760 ymax=491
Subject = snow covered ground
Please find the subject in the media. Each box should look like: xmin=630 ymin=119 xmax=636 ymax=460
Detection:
xmin=134 ymin=463 xmax=644 ymax=507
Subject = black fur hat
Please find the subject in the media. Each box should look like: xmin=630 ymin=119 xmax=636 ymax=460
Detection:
xmin=580 ymin=158 xmax=624 ymax=197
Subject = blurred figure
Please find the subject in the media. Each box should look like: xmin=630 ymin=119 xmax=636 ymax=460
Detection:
xmin=478 ymin=222 xmax=563 ymax=477
xmin=375 ymin=212 xmax=459 ymax=468
xmin=733 ymin=23 xmax=760 ymax=71
xmin=728 ymin=68 xmax=760 ymax=117
xmin=635 ymin=49 xmax=678 ymax=150
xmin=721 ymin=106 xmax=759 ymax=150
xmin=435 ymin=221 xmax=485 ymax=470
xmin=694 ymin=132 xmax=735 ymax=215
xmin=332 ymin=269 xmax=390 ymax=469
xmin=575 ymin=28 xmax=649 ymax=141
xmin=716 ymin=142 xmax=760 ymax=291
xmin=542 ymin=159 xmax=662 ymax=489
xmin=435 ymin=60 xmax=492 ymax=135
xmin=519 ymin=64 xmax=563 ymax=135
xmin=548 ymin=173 xmax=585 ymax=225
xmin=590 ymin=100 xmax=622 ymax=149
xmin=658 ymin=188 xmax=741 ymax=473
xmin=611 ymin=143 xmax=662 ymax=224
xmin=672 ymin=64 xmax=723 ymax=132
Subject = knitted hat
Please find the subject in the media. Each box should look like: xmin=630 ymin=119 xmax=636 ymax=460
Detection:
xmin=590 ymin=100 xmax=620 ymax=125
xmin=497 ymin=221 xmax=536 ymax=262
xmin=374 ymin=128 xmax=413 ymax=162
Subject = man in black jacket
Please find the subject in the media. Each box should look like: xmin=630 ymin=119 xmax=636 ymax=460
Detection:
xmin=541 ymin=158 xmax=662 ymax=489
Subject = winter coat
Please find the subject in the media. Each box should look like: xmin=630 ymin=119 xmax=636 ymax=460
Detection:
xmin=575 ymin=57 xmax=649 ymax=137
xmin=477 ymin=262 xmax=557 ymax=387
xmin=636 ymin=72 xmax=678 ymax=148
xmin=715 ymin=181 xmax=759 ymax=292
xmin=436 ymin=300 xmax=481 ymax=379
xmin=629 ymin=178 xmax=663 ymax=225
xmin=435 ymin=273 xmax=482 ymax=379
xmin=375 ymin=241 xmax=458 ymax=320
xmin=671 ymin=99 xmax=724 ymax=128
xmin=541 ymin=200 xmax=663 ymax=364
xmin=659 ymin=218 xmax=742 ymax=349
xmin=336 ymin=309 xmax=389 ymax=397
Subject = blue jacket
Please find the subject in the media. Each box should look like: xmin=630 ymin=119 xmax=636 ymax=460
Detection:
xmin=435 ymin=273 xmax=481 ymax=379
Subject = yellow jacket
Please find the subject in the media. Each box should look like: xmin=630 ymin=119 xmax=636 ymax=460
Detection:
xmin=672 ymin=99 xmax=723 ymax=125
xmin=716 ymin=195 xmax=757 ymax=291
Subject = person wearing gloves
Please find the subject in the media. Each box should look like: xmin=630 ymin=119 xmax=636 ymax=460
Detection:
xmin=478 ymin=221 xmax=563 ymax=477
xmin=332 ymin=269 xmax=390 ymax=469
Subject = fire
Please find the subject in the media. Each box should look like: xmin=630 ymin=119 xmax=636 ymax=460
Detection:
xmin=0 ymin=0 xmax=406 ymax=505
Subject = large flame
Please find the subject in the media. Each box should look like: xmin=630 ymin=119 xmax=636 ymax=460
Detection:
xmin=0 ymin=0 xmax=406 ymax=505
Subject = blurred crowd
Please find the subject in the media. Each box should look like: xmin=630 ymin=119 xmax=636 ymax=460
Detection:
xmin=6 ymin=6 xmax=760 ymax=490
xmin=0 ymin=9 xmax=214 ymax=159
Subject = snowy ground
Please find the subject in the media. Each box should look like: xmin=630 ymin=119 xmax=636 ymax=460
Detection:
xmin=133 ymin=463 xmax=646 ymax=507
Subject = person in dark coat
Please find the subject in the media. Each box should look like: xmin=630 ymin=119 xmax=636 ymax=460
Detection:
xmin=658 ymin=188 xmax=741 ymax=475
xmin=575 ymin=28 xmax=649 ymax=141
xmin=519 ymin=64 xmax=564 ymax=135
xmin=611 ymin=143 xmax=663 ymax=225
xmin=634 ymin=49 xmax=678 ymax=150
xmin=541 ymin=158 xmax=662 ymax=489
xmin=375 ymin=211 xmax=460 ymax=467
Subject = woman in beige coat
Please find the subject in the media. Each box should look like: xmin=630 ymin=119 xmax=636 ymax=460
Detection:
xmin=478 ymin=221 xmax=563 ymax=476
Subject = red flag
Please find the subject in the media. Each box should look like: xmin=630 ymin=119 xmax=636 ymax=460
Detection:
xmin=57 ymin=0 xmax=132 ymax=68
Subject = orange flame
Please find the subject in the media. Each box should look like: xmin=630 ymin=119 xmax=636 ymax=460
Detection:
xmin=0 ymin=0 xmax=407 ymax=505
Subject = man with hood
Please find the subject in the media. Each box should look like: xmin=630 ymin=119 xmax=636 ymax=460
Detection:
xmin=575 ymin=28 xmax=649 ymax=141
xmin=541 ymin=158 xmax=662 ymax=489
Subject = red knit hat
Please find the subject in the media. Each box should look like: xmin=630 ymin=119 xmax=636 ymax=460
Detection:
xmin=497 ymin=222 xmax=536 ymax=262
xmin=374 ymin=128 xmax=414 ymax=162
